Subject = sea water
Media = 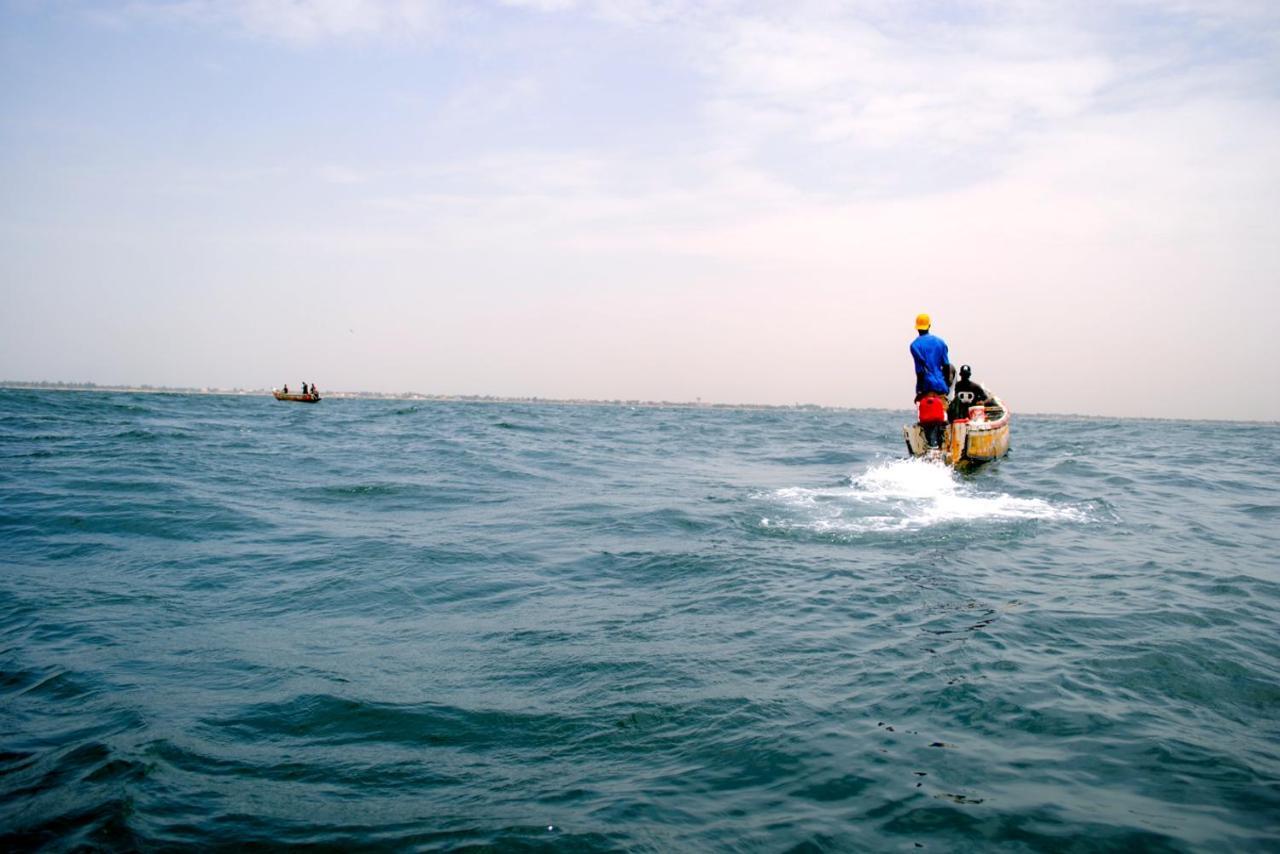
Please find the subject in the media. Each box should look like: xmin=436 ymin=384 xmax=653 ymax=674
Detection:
xmin=2 ymin=389 xmax=1278 ymax=851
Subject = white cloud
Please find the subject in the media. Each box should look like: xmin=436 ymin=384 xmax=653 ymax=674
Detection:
xmin=102 ymin=0 xmax=445 ymax=43
xmin=317 ymin=164 xmax=371 ymax=185
xmin=498 ymin=0 xmax=579 ymax=11
xmin=698 ymin=11 xmax=1118 ymax=159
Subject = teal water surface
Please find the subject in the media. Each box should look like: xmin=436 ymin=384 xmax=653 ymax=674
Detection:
xmin=2 ymin=389 xmax=1279 ymax=851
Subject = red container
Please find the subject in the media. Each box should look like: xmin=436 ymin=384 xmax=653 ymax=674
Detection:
xmin=917 ymin=395 xmax=947 ymax=425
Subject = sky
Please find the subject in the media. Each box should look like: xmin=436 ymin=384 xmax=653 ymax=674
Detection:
xmin=2 ymin=0 xmax=1278 ymax=419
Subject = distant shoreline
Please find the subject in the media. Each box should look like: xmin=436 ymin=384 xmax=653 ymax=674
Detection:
xmin=2 ymin=381 xmax=1276 ymax=425
xmin=0 ymin=381 xmax=851 ymax=413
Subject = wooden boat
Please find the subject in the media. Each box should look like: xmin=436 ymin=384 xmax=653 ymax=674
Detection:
xmin=273 ymin=390 xmax=321 ymax=403
xmin=903 ymin=396 xmax=1009 ymax=469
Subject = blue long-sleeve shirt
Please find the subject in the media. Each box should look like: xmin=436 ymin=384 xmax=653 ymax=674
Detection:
xmin=910 ymin=333 xmax=950 ymax=395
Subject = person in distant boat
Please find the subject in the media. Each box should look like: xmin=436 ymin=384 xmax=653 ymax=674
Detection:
xmin=949 ymin=365 xmax=988 ymax=422
xmin=283 ymin=383 xmax=289 ymax=394
xmin=910 ymin=313 xmax=952 ymax=402
xmin=302 ymin=382 xmax=308 ymax=395
xmin=310 ymin=383 xmax=318 ymax=397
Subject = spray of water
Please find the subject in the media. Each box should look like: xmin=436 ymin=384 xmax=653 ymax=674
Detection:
xmin=761 ymin=457 xmax=1088 ymax=534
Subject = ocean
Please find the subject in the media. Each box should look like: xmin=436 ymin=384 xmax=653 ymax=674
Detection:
xmin=2 ymin=388 xmax=1278 ymax=851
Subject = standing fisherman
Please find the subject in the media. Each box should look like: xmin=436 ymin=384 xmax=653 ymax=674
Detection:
xmin=910 ymin=313 xmax=953 ymax=448
xmin=910 ymin=313 xmax=953 ymax=399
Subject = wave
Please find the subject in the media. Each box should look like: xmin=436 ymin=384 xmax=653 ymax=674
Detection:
xmin=758 ymin=458 xmax=1091 ymax=536
xmin=294 ymin=481 xmax=509 ymax=509
xmin=204 ymin=693 xmax=586 ymax=750
xmin=493 ymin=420 xmax=551 ymax=432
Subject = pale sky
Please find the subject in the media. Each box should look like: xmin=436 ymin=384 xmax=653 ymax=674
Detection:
xmin=2 ymin=0 xmax=1278 ymax=419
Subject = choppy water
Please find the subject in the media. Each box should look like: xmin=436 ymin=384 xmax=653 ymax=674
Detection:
xmin=2 ymin=389 xmax=1279 ymax=851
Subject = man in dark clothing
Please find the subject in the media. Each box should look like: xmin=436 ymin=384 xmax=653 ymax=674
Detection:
xmin=948 ymin=365 xmax=988 ymax=421
xmin=910 ymin=313 xmax=952 ymax=401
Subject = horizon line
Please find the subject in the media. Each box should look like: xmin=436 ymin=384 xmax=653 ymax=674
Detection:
xmin=3 ymin=381 xmax=1277 ymax=427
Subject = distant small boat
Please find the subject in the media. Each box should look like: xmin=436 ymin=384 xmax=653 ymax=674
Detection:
xmin=904 ymin=396 xmax=1009 ymax=468
xmin=273 ymin=390 xmax=321 ymax=403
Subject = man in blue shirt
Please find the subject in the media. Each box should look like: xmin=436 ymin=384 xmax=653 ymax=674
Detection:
xmin=910 ymin=313 xmax=952 ymax=402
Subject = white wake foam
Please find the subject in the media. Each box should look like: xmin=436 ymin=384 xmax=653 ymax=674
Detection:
xmin=760 ymin=458 xmax=1088 ymax=534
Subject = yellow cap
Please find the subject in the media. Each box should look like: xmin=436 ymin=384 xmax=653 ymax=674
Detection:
xmin=915 ymin=313 xmax=931 ymax=331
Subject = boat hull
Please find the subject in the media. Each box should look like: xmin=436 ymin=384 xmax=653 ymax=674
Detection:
xmin=903 ymin=396 xmax=1009 ymax=468
xmin=273 ymin=392 xmax=321 ymax=403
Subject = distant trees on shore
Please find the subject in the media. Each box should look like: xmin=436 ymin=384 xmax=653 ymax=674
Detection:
xmin=1 ymin=381 xmax=838 ymax=411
